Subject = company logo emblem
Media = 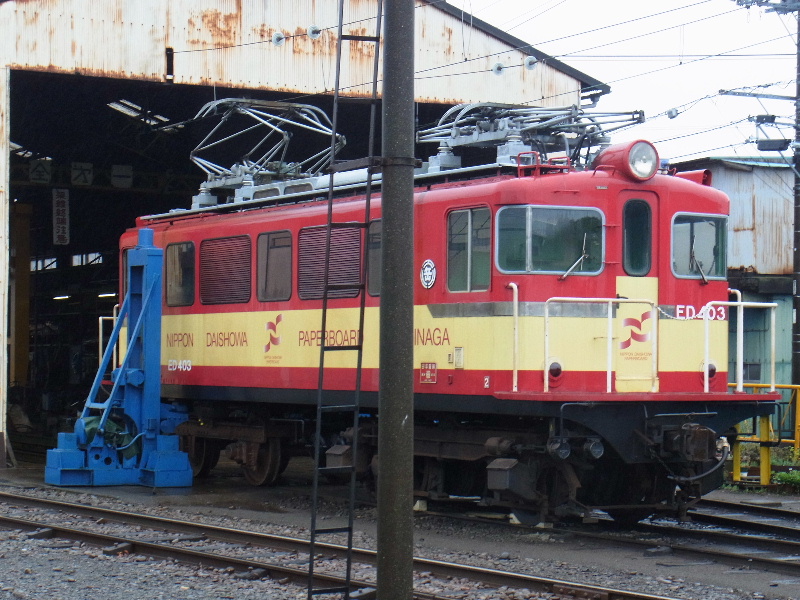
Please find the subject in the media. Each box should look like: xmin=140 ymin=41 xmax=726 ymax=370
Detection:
xmin=420 ymin=259 xmax=436 ymax=289
xmin=265 ymin=314 xmax=283 ymax=353
xmin=619 ymin=310 xmax=652 ymax=349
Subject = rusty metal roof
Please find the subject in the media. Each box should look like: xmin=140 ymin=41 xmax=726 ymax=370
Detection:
xmin=2 ymin=0 xmax=607 ymax=107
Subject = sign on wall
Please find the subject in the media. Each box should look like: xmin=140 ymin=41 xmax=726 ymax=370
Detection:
xmin=52 ymin=189 xmax=70 ymax=245
xmin=29 ymin=159 xmax=52 ymax=184
xmin=71 ymin=162 xmax=93 ymax=186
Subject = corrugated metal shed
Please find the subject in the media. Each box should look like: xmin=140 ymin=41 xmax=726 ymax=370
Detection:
xmin=673 ymin=157 xmax=793 ymax=276
xmin=0 ymin=0 xmax=607 ymax=106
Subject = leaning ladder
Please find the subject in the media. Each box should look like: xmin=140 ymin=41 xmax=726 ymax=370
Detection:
xmin=307 ymin=1 xmax=384 ymax=599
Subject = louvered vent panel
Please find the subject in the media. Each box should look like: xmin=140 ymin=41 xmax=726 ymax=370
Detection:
xmin=299 ymin=227 xmax=362 ymax=300
xmin=200 ymin=236 xmax=252 ymax=304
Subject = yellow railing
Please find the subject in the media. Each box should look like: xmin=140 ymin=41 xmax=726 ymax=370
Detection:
xmin=728 ymin=383 xmax=799 ymax=486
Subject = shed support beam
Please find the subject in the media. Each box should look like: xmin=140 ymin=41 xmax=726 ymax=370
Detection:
xmin=0 ymin=66 xmax=9 ymax=468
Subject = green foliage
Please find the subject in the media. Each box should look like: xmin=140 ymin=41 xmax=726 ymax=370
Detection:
xmin=774 ymin=470 xmax=800 ymax=490
xmin=771 ymin=447 xmax=800 ymax=466
xmin=738 ymin=444 xmax=800 ymax=467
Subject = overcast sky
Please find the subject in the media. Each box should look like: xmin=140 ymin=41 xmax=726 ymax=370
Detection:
xmin=443 ymin=0 xmax=797 ymax=163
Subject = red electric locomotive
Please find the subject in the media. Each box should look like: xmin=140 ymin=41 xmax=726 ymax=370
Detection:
xmin=120 ymin=101 xmax=778 ymax=523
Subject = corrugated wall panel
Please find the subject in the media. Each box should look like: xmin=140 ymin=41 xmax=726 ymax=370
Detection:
xmin=6 ymin=0 xmax=583 ymax=106
xmin=718 ymin=164 xmax=792 ymax=275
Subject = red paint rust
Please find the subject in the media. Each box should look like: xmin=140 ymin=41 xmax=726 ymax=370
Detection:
xmin=7 ymin=64 xmax=160 ymax=83
xmin=199 ymin=8 xmax=242 ymax=48
xmin=347 ymin=27 xmax=376 ymax=60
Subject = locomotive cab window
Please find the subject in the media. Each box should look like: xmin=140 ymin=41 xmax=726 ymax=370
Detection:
xmin=448 ymin=207 xmax=490 ymax=292
xmin=165 ymin=242 xmax=195 ymax=307
xmin=623 ymin=200 xmax=651 ymax=276
xmin=257 ymin=231 xmax=292 ymax=302
xmin=497 ymin=206 xmax=603 ymax=275
xmin=671 ymin=213 xmax=726 ymax=281
xmin=200 ymin=236 xmax=252 ymax=304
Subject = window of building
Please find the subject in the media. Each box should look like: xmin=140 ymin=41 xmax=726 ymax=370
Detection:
xmin=672 ymin=213 xmax=726 ymax=280
xmin=71 ymin=252 xmax=103 ymax=267
xmin=448 ymin=207 xmax=490 ymax=292
xmin=298 ymin=226 xmax=361 ymax=300
xmin=743 ymin=362 xmax=762 ymax=383
xmin=497 ymin=206 xmax=604 ymax=275
xmin=165 ymin=242 xmax=195 ymax=307
xmin=30 ymin=257 xmax=57 ymax=271
xmin=257 ymin=231 xmax=292 ymax=302
xmin=200 ymin=236 xmax=251 ymax=304
xmin=623 ymin=200 xmax=651 ymax=276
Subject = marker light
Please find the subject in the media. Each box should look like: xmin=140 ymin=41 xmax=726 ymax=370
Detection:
xmin=548 ymin=362 xmax=562 ymax=378
xmin=707 ymin=363 xmax=717 ymax=379
xmin=592 ymin=139 xmax=659 ymax=182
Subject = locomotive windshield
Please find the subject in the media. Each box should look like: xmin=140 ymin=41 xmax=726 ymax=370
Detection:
xmin=672 ymin=213 xmax=726 ymax=281
xmin=496 ymin=206 xmax=603 ymax=275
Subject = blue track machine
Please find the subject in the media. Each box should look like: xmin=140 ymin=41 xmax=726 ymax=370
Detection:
xmin=45 ymin=229 xmax=192 ymax=487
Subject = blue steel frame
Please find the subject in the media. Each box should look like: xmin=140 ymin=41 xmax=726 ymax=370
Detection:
xmin=44 ymin=229 xmax=192 ymax=487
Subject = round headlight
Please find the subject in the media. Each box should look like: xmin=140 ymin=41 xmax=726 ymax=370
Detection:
xmin=628 ymin=141 xmax=658 ymax=180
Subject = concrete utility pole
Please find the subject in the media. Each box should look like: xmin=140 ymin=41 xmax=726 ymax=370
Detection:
xmin=733 ymin=1 xmax=800 ymax=385
xmin=378 ymin=0 xmax=415 ymax=598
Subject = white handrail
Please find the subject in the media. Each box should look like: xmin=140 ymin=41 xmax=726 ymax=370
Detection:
xmin=703 ymin=299 xmax=777 ymax=393
xmin=728 ymin=289 xmax=744 ymax=391
xmin=507 ymin=283 xmax=519 ymax=392
xmin=544 ymin=297 xmax=658 ymax=393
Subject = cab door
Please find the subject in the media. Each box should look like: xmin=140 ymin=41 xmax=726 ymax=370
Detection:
xmin=615 ymin=193 xmax=659 ymax=392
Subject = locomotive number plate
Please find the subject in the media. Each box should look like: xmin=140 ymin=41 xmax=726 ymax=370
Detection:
xmin=420 ymin=363 xmax=437 ymax=384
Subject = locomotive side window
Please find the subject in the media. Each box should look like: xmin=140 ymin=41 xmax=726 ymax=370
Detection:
xmin=298 ymin=226 xmax=361 ymax=299
xmin=165 ymin=242 xmax=195 ymax=307
xmin=672 ymin=214 xmax=726 ymax=280
xmin=623 ymin=200 xmax=651 ymax=276
xmin=367 ymin=220 xmax=382 ymax=296
xmin=497 ymin=206 xmax=603 ymax=275
xmin=447 ymin=207 xmax=490 ymax=292
xmin=257 ymin=231 xmax=292 ymax=302
xmin=200 ymin=236 xmax=251 ymax=304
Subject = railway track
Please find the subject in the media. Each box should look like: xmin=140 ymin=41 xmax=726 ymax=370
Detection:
xmin=419 ymin=496 xmax=800 ymax=579
xmin=0 ymin=490 xmax=682 ymax=600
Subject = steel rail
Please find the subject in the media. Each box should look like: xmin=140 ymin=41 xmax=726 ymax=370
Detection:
xmin=0 ymin=491 xmax=681 ymax=600
xmin=697 ymin=497 xmax=800 ymax=520
xmin=421 ymin=504 xmax=800 ymax=577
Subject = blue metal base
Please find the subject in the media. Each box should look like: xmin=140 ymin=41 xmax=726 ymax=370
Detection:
xmin=44 ymin=229 xmax=193 ymax=489
xmin=45 ymin=432 xmax=192 ymax=487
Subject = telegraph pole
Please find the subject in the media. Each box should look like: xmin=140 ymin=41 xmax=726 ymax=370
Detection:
xmin=734 ymin=1 xmax=800 ymax=385
xmin=378 ymin=0 xmax=415 ymax=598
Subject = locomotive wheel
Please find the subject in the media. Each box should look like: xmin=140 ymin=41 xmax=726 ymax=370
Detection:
xmin=242 ymin=438 xmax=282 ymax=486
xmin=185 ymin=437 xmax=221 ymax=478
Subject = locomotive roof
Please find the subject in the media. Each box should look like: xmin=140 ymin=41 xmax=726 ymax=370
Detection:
xmin=138 ymin=162 xmax=522 ymax=223
xmin=167 ymin=100 xmax=647 ymax=221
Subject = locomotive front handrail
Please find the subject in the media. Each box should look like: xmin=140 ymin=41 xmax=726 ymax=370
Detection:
xmin=703 ymin=299 xmax=777 ymax=393
xmin=544 ymin=297 xmax=658 ymax=393
xmin=507 ymin=283 xmax=519 ymax=392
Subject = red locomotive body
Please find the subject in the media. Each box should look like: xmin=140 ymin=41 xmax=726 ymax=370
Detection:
xmin=119 ymin=110 xmax=777 ymax=522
